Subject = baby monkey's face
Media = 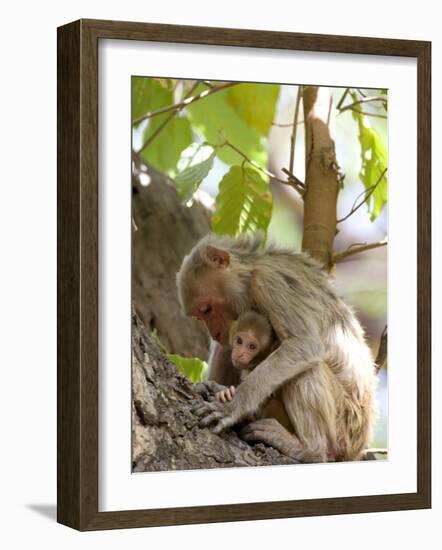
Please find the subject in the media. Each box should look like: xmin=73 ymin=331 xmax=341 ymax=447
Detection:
xmin=231 ymin=330 xmax=261 ymax=369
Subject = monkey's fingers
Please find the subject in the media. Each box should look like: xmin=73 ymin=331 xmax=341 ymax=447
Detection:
xmin=194 ymin=381 xmax=223 ymax=400
xmin=217 ymin=391 xmax=228 ymax=403
xmin=240 ymin=426 xmax=267 ymax=442
xmin=224 ymin=387 xmax=233 ymax=401
xmin=199 ymin=410 xmax=225 ymax=428
xmin=212 ymin=415 xmax=237 ymax=434
xmin=191 ymin=401 xmax=218 ymax=417
xmin=241 ymin=418 xmax=277 ymax=440
xmin=194 ymin=382 xmax=209 ymax=399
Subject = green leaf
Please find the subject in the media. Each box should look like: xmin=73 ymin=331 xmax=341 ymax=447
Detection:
xmin=132 ymin=77 xmax=172 ymax=123
xmin=132 ymin=77 xmax=192 ymax=174
xmin=380 ymin=89 xmax=388 ymax=111
xmin=186 ymin=85 xmax=267 ymax=167
xmin=167 ymin=354 xmax=208 ymax=383
xmin=212 ymin=166 xmax=273 ymax=237
xmin=351 ymin=94 xmax=388 ymax=221
xmin=226 ymin=83 xmax=280 ymax=136
xmin=141 ymin=116 xmax=192 ymax=175
xmin=175 ymin=143 xmax=216 ymax=202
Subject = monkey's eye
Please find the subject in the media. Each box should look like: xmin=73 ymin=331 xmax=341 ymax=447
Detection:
xmin=236 ymin=336 xmax=243 ymax=345
xmin=249 ymin=343 xmax=257 ymax=351
xmin=199 ymin=305 xmax=212 ymax=315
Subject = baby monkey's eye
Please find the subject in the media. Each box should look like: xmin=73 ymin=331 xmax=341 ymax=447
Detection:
xmin=249 ymin=343 xmax=257 ymax=351
xmin=236 ymin=336 xmax=243 ymax=345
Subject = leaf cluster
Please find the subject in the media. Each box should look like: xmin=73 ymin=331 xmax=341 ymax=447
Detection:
xmin=132 ymin=80 xmax=389 ymax=242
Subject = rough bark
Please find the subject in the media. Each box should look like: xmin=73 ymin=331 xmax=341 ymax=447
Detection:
xmin=132 ymin=160 xmax=210 ymax=359
xmin=302 ymin=87 xmax=341 ymax=269
xmin=132 ymin=312 xmax=298 ymax=471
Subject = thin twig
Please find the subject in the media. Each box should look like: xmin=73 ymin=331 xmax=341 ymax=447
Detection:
xmin=289 ymin=86 xmax=302 ymax=176
xmin=278 ymin=180 xmax=305 ymax=197
xmin=333 ymin=240 xmax=387 ymax=263
xmin=339 ymin=108 xmax=387 ymax=120
xmin=375 ymin=325 xmax=388 ymax=373
xmin=281 ymin=168 xmax=306 ymax=194
xmin=338 ymin=95 xmax=388 ymax=113
xmin=337 ymin=168 xmax=388 ymax=223
xmin=272 ymin=120 xmax=305 ymax=127
xmin=222 ymin=140 xmax=276 ymax=181
xmin=336 ymin=88 xmax=350 ymax=110
xmin=132 ymin=82 xmax=238 ymax=126
xmin=364 ymin=448 xmax=388 ymax=455
xmin=220 ymin=140 xmax=305 ymax=197
xmin=137 ymin=81 xmax=200 ymax=154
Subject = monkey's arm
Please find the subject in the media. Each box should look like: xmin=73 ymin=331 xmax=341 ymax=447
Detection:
xmin=207 ymin=341 xmax=240 ymax=386
xmin=193 ymin=338 xmax=323 ymax=432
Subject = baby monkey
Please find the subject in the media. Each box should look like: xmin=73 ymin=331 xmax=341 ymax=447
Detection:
xmin=216 ymin=311 xmax=276 ymax=403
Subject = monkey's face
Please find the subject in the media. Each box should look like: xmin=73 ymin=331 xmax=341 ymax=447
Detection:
xmin=188 ymin=275 xmax=236 ymax=345
xmin=177 ymin=245 xmax=241 ymax=345
xmin=231 ymin=331 xmax=261 ymax=368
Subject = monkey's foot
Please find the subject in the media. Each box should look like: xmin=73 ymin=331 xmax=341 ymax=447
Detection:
xmin=240 ymin=418 xmax=301 ymax=460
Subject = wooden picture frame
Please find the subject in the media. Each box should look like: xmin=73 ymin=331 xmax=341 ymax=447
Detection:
xmin=57 ymin=18 xmax=431 ymax=531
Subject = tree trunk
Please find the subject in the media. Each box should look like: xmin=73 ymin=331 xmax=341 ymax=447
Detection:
xmin=301 ymin=87 xmax=341 ymax=269
xmin=132 ymin=312 xmax=298 ymax=471
xmin=132 ymin=161 xmax=210 ymax=359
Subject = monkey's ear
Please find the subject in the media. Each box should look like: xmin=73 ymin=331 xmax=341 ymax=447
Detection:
xmin=204 ymin=245 xmax=230 ymax=269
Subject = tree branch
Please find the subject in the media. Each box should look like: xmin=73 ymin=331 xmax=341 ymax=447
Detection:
xmin=341 ymin=108 xmax=387 ymax=120
xmin=375 ymin=325 xmax=388 ymax=373
xmin=289 ymin=86 xmax=303 ymax=176
xmin=301 ymin=86 xmax=341 ymax=268
xmin=338 ymin=95 xmax=387 ymax=114
xmin=272 ymin=120 xmax=305 ymax=127
xmin=362 ymin=448 xmax=388 ymax=459
xmin=333 ymin=240 xmax=387 ymax=263
xmin=132 ymin=82 xmax=238 ymax=126
xmin=220 ymin=140 xmax=305 ymax=197
xmin=337 ymin=168 xmax=387 ymax=224
xmin=280 ymin=168 xmax=306 ymax=195
xmin=336 ymin=88 xmax=350 ymax=110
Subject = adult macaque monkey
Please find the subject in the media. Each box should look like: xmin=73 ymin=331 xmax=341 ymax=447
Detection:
xmin=216 ymin=311 xmax=276 ymax=403
xmin=177 ymin=234 xmax=377 ymax=462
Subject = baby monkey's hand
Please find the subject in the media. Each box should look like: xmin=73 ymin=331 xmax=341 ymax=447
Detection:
xmin=215 ymin=385 xmax=236 ymax=403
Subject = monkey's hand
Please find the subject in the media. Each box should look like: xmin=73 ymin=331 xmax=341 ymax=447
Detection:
xmin=215 ymin=386 xmax=236 ymax=403
xmin=192 ymin=399 xmax=240 ymax=434
xmin=194 ymin=381 xmax=230 ymax=401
